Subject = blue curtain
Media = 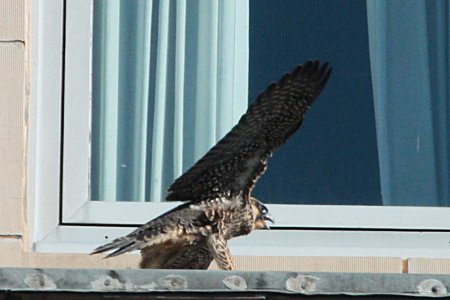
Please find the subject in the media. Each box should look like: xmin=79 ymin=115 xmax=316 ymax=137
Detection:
xmin=91 ymin=0 xmax=249 ymax=202
xmin=367 ymin=0 xmax=450 ymax=206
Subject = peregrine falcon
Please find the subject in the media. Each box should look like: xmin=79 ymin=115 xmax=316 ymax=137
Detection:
xmin=92 ymin=197 xmax=273 ymax=270
xmin=92 ymin=61 xmax=331 ymax=269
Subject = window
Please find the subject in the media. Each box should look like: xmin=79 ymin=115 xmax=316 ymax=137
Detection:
xmin=29 ymin=0 xmax=450 ymax=258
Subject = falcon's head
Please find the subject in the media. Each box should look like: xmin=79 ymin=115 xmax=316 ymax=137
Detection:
xmin=250 ymin=198 xmax=274 ymax=230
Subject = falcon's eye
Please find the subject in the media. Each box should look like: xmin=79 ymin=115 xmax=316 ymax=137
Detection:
xmin=260 ymin=204 xmax=268 ymax=214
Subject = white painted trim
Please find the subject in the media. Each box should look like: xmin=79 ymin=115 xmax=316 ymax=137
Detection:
xmin=36 ymin=226 xmax=450 ymax=259
xmin=267 ymin=204 xmax=450 ymax=230
xmin=28 ymin=0 xmax=64 ymax=248
xmin=62 ymin=0 xmax=93 ymax=221
xmin=63 ymin=201 xmax=450 ymax=230
xmin=62 ymin=200 xmax=181 ymax=224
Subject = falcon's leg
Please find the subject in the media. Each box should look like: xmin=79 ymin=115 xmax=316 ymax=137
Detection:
xmin=206 ymin=234 xmax=235 ymax=270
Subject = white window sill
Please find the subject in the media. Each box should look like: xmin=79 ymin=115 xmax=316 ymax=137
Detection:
xmin=34 ymin=225 xmax=450 ymax=259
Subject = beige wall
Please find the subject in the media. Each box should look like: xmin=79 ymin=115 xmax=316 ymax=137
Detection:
xmin=0 ymin=0 xmax=28 ymax=260
xmin=0 ymin=0 xmax=448 ymax=274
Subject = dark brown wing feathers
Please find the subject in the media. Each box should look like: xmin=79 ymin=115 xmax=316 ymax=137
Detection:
xmin=167 ymin=60 xmax=331 ymax=202
xmin=144 ymin=243 xmax=213 ymax=269
xmin=90 ymin=202 xmax=208 ymax=259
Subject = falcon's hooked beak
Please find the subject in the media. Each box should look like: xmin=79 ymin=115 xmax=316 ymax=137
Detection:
xmin=251 ymin=198 xmax=275 ymax=230
xmin=262 ymin=213 xmax=275 ymax=230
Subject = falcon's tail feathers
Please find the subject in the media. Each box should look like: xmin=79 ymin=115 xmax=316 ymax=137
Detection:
xmin=91 ymin=237 xmax=143 ymax=258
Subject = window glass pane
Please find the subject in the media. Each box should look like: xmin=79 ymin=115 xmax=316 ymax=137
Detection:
xmin=249 ymin=0 xmax=450 ymax=207
xmin=249 ymin=0 xmax=382 ymax=205
xmin=89 ymin=0 xmax=250 ymax=202
xmin=91 ymin=0 xmax=159 ymax=202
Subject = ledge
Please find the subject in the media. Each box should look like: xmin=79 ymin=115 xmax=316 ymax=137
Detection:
xmin=0 ymin=268 xmax=448 ymax=299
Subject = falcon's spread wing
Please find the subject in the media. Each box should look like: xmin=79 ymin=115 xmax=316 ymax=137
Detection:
xmin=167 ymin=61 xmax=331 ymax=202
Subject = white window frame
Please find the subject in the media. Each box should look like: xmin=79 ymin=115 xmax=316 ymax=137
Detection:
xmin=28 ymin=0 xmax=450 ymax=258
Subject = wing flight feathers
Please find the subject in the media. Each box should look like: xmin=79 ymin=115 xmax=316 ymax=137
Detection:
xmin=167 ymin=60 xmax=331 ymax=202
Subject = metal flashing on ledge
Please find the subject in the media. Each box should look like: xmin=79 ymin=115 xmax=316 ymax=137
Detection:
xmin=0 ymin=268 xmax=449 ymax=299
